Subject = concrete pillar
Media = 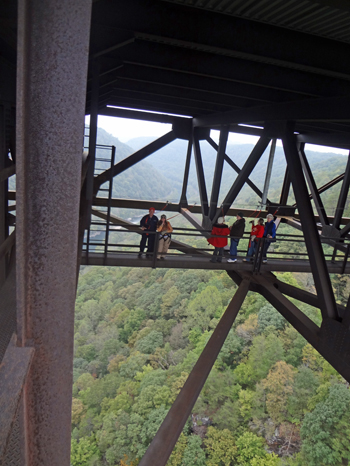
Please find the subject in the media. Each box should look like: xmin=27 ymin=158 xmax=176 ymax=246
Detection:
xmin=16 ymin=0 xmax=92 ymax=464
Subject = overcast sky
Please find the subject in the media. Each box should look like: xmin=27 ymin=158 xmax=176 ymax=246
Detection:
xmin=86 ymin=114 xmax=348 ymax=155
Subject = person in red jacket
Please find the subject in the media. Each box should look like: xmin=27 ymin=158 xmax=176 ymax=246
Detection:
xmin=208 ymin=217 xmax=230 ymax=263
xmin=243 ymin=217 xmax=265 ymax=261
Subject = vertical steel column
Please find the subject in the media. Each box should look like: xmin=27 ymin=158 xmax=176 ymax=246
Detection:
xmin=209 ymin=126 xmax=228 ymax=220
xmin=180 ymin=135 xmax=193 ymax=207
xmin=333 ymin=151 xmax=350 ymax=230
xmin=261 ymin=139 xmax=276 ymax=207
xmin=282 ymin=123 xmax=338 ymax=321
xmin=139 ymin=279 xmax=250 ymax=466
xmin=16 ymin=1 xmax=92 ymax=465
xmin=193 ymin=127 xmax=209 ymax=218
xmin=298 ymin=143 xmax=329 ymax=226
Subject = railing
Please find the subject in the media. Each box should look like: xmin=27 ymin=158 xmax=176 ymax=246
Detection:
xmin=82 ymin=222 xmax=350 ymax=272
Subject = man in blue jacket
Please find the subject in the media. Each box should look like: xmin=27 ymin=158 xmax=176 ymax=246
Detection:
xmin=138 ymin=207 xmax=158 ymax=257
xmin=262 ymin=213 xmax=276 ymax=263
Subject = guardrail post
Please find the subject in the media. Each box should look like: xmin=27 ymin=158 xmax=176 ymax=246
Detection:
xmin=152 ymin=231 xmax=159 ymax=268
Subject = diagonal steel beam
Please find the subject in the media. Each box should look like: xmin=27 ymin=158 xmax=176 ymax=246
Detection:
xmin=262 ymin=271 xmax=345 ymax=317
xmin=282 ymin=123 xmax=338 ymax=321
xmin=333 ymin=152 xmax=350 ymax=230
xmin=255 ymin=274 xmax=350 ymax=382
xmin=206 ymin=136 xmax=268 ymax=202
xmin=279 ymin=167 xmax=291 ymax=205
xmin=298 ymin=143 xmax=329 ymax=226
xmin=193 ymin=127 xmax=209 ymax=219
xmin=209 ymin=127 xmax=228 ymax=220
xmin=213 ymin=135 xmax=270 ymax=223
xmin=93 ymin=130 xmax=176 ymax=192
xmin=139 ymin=279 xmax=250 ymax=466
xmin=262 ymin=139 xmax=276 ymax=207
xmin=180 ymin=136 xmax=193 ymax=206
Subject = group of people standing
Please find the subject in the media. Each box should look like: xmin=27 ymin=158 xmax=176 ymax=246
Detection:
xmin=137 ymin=207 xmax=276 ymax=264
xmin=138 ymin=207 xmax=173 ymax=260
xmin=208 ymin=212 xmax=276 ymax=264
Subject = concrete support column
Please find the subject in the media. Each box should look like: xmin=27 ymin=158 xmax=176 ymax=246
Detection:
xmin=16 ymin=1 xmax=92 ymax=465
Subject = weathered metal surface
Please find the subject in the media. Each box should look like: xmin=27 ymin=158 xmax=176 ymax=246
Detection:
xmin=16 ymin=0 xmax=92 ymax=464
xmin=0 ymin=345 xmax=34 ymax=463
xmin=299 ymin=144 xmax=329 ymax=226
xmin=0 ymin=262 xmax=16 ymax=365
xmin=1 ymin=408 xmax=25 ymax=466
xmin=283 ymin=125 xmax=338 ymax=321
xmin=209 ymin=126 xmax=228 ymax=220
xmin=139 ymin=279 xmax=250 ymax=466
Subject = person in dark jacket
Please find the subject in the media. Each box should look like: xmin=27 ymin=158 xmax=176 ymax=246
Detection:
xmin=262 ymin=213 xmax=276 ymax=263
xmin=138 ymin=207 xmax=158 ymax=257
xmin=228 ymin=212 xmax=245 ymax=263
xmin=208 ymin=217 xmax=230 ymax=263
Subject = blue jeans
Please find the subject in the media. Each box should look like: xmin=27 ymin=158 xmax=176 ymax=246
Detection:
xmin=246 ymin=241 xmax=256 ymax=259
xmin=230 ymin=239 xmax=239 ymax=259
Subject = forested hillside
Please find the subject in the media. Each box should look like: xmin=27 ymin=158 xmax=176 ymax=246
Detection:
xmin=72 ymin=128 xmax=350 ymax=465
xmin=71 ymin=267 xmax=350 ymax=466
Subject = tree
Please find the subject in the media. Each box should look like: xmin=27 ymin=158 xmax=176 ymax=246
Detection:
xmin=301 ymin=383 xmax=350 ymax=466
xmin=135 ymin=330 xmax=164 ymax=354
xmin=71 ymin=437 xmax=100 ymax=466
xmin=181 ymin=435 xmax=206 ymax=466
xmin=258 ymin=304 xmax=286 ymax=333
xmin=204 ymin=426 xmax=237 ymax=466
xmin=235 ymin=432 xmax=267 ymax=465
xmin=262 ymin=361 xmax=295 ymax=424
xmin=239 ymin=389 xmax=257 ymax=421
xmin=287 ymin=365 xmax=319 ymax=423
xmin=250 ymin=453 xmax=280 ymax=465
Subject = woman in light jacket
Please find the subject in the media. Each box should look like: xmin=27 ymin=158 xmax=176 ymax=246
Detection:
xmin=157 ymin=214 xmax=173 ymax=259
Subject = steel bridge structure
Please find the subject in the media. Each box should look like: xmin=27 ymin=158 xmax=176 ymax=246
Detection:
xmin=2 ymin=0 xmax=350 ymax=465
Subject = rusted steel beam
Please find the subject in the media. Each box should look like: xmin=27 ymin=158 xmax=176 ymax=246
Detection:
xmin=16 ymin=0 xmax=92 ymax=465
xmin=0 ymin=345 xmax=34 ymax=463
xmin=179 ymin=136 xmax=193 ymax=206
xmin=139 ymin=279 xmax=250 ymax=466
xmin=92 ymin=197 xmax=350 ymax=227
xmin=255 ymin=274 xmax=350 ymax=382
xmin=298 ymin=144 xmax=329 ymax=226
xmin=193 ymin=127 xmax=209 ymax=219
xmin=209 ymin=126 xmax=228 ymax=220
xmin=282 ymin=125 xmax=338 ymax=321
